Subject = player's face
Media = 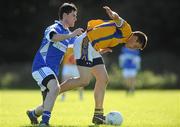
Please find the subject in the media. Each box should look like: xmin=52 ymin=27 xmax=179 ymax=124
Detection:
xmin=125 ymin=35 xmax=142 ymax=50
xmin=65 ymin=11 xmax=77 ymax=27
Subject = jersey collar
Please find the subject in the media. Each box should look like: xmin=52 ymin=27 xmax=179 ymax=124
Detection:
xmin=55 ymin=20 xmax=69 ymax=31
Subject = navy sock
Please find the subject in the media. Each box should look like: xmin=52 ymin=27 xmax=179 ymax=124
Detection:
xmin=29 ymin=110 xmax=37 ymax=118
xmin=42 ymin=111 xmax=51 ymax=124
xmin=33 ymin=110 xmax=40 ymax=118
xmin=94 ymin=108 xmax=104 ymax=116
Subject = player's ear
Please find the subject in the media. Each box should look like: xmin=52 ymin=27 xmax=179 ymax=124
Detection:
xmin=62 ymin=13 xmax=67 ymax=19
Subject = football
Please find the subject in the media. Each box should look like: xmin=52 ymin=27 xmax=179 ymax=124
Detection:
xmin=105 ymin=111 xmax=123 ymax=126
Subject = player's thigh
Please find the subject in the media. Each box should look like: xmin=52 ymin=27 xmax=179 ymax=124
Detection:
xmin=91 ymin=64 xmax=109 ymax=83
xmin=46 ymin=78 xmax=60 ymax=92
xmin=77 ymin=65 xmax=92 ymax=82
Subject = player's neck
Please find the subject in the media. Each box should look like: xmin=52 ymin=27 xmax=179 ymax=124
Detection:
xmin=60 ymin=19 xmax=69 ymax=29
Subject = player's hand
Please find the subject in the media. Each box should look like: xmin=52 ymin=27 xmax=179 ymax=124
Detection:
xmin=72 ymin=28 xmax=84 ymax=37
xmin=103 ymin=6 xmax=120 ymax=20
xmin=99 ymin=48 xmax=112 ymax=54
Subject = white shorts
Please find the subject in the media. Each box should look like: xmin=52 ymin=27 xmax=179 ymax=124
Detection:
xmin=122 ymin=69 xmax=138 ymax=78
xmin=74 ymin=32 xmax=102 ymax=62
xmin=32 ymin=67 xmax=56 ymax=91
xmin=62 ymin=65 xmax=79 ymax=80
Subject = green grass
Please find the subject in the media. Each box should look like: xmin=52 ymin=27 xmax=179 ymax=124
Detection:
xmin=0 ymin=90 xmax=180 ymax=127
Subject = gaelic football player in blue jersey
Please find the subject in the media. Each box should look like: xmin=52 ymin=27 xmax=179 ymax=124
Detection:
xmin=119 ymin=46 xmax=141 ymax=94
xmin=26 ymin=3 xmax=83 ymax=127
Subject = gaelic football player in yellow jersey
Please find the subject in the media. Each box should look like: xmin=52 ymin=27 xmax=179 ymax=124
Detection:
xmin=59 ymin=6 xmax=147 ymax=125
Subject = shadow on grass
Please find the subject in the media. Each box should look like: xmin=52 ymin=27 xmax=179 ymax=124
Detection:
xmin=20 ymin=125 xmax=100 ymax=127
xmin=56 ymin=125 xmax=100 ymax=127
xmin=20 ymin=125 xmax=38 ymax=127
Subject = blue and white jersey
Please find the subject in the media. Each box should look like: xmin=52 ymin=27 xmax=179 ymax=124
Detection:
xmin=32 ymin=20 xmax=76 ymax=76
xmin=119 ymin=47 xmax=141 ymax=70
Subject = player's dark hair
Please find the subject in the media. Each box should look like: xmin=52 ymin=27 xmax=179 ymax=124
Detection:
xmin=58 ymin=3 xmax=77 ymax=20
xmin=133 ymin=31 xmax=148 ymax=50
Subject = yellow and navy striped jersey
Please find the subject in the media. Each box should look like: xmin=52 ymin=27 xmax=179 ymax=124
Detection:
xmin=87 ymin=19 xmax=132 ymax=51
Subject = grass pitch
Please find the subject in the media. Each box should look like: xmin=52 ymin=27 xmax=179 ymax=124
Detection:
xmin=0 ymin=90 xmax=179 ymax=127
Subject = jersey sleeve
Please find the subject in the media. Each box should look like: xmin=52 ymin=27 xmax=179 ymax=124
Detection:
xmin=69 ymin=36 xmax=77 ymax=45
xmin=45 ymin=25 xmax=63 ymax=42
xmin=118 ymin=21 xmax=132 ymax=43
xmin=133 ymin=55 xmax=141 ymax=70
xmin=119 ymin=54 xmax=126 ymax=68
xmin=113 ymin=18 xmax=125 ymax=28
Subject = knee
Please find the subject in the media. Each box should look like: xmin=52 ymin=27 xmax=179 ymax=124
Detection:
xmin=51 ymin=85 xmax=60 ymax=96
xmin=79 ymin=77 xmax=91 ymax=87
xmin=48 ymin=79 xmax=60 ymax=95
xmin=97 ymin=74 xmax=109 ymax=86
xmin=54 ymin=85 xmax=60 ymax=95
xmin=103 ymin=75 xmax=109 ymax=86
xmin=105 ymin=75 xmax=109 ymax=84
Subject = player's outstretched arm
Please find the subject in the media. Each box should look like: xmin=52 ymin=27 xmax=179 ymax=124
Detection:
xmin=103 ymin=6 xmax=124 ymax=26
xmin=51 ymin=28 xmax=84 ymax=42
xmin=103 ymin=6 xmax=120 ymax=20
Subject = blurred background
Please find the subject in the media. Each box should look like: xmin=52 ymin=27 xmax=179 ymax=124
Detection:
xmin=0 ymin=0 xmax=180 ymax=89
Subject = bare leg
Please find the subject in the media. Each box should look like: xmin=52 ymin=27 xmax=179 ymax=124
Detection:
xmin=91 ymin=64 xmax=109 ymax=109
xmin=26 ymin=79 xmax=60 ymax=125
xmin=129 ymin=77 xmax=136 ymax=92
xmin=79 ymin=87 xmax=83 ymax=100
xmin=125 ymin=77 xmax=136 ymax=94
xmin=91 ymin=64 xmax=108 ymax=124
xmin=59 ymin=66 xmax=92 ymax=94
xmin=43 ymin=79 xmax=60 ymax=111
xmin=60 ymin=75 xmax=71 ymax=101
